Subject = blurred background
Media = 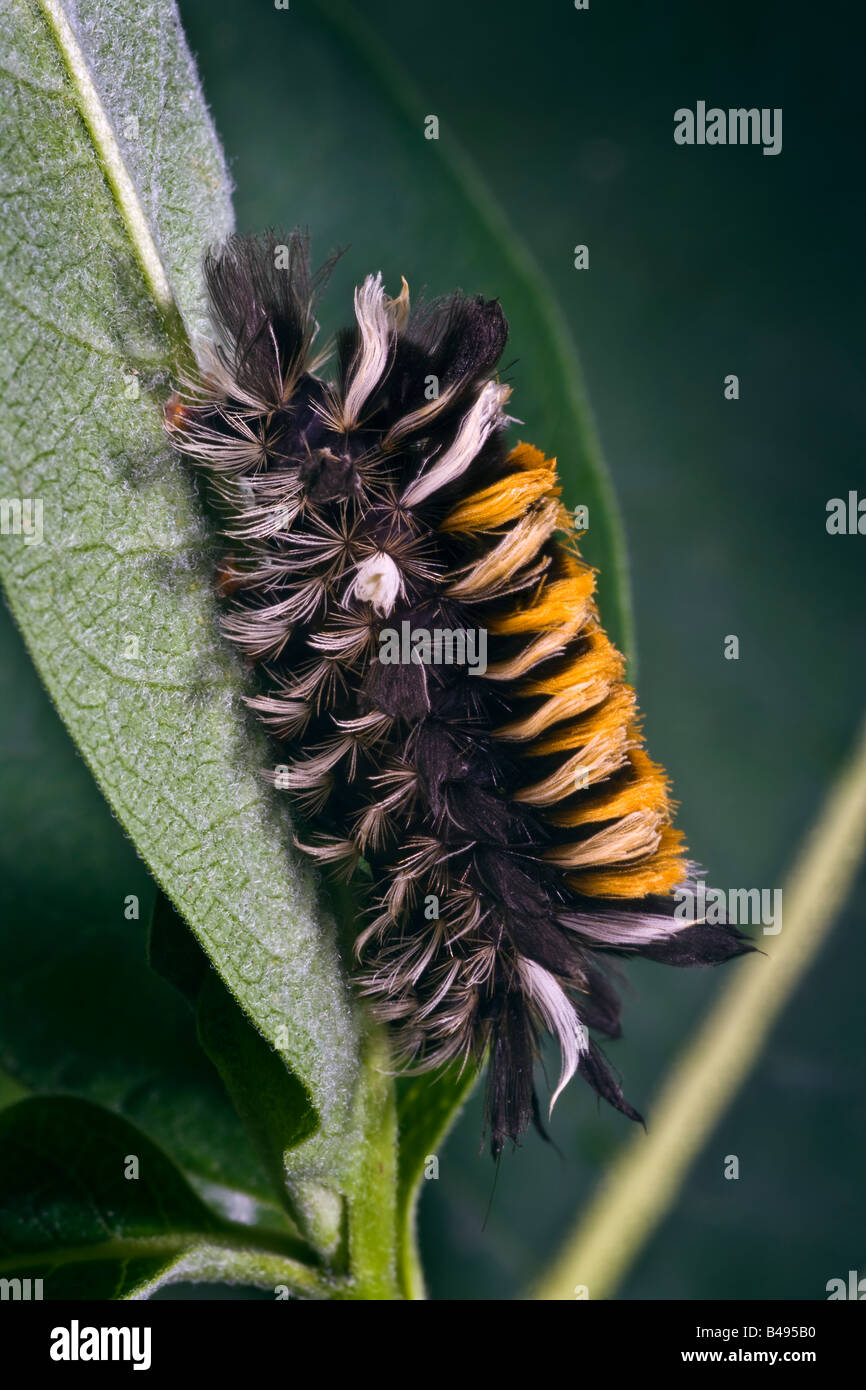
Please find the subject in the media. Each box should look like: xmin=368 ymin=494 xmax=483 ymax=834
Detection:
xmin=1 ymin=0 xmax=863 ymax=1298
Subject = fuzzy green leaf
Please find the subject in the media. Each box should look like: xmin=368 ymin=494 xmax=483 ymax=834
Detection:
xmin=0 ymin=0 xmax=361 ymax=1182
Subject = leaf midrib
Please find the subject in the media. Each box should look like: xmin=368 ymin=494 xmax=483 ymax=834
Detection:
xmin=0 ymin=1226 xmax=317 ymax=1273
xmin=35 ymin=0 xmax=187 ymax=357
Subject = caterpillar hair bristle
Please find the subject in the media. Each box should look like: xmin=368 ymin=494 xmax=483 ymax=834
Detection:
xmin=166 ymin=229 xmax=752 ymax=1157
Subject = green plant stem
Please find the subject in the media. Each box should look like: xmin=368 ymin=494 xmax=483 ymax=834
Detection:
xmin=532 ymin=714 xmax=866 ymax=1301
xmin=343 ymin=1026 xmax=403 ymax=1299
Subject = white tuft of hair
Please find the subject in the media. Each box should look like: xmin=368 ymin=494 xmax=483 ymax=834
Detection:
xmin=557 ymin=889 xmax=700 ymax=944
xmin=342 ymin=273 xmax=392 ymax=427
xmin=401 ymin=380 xmax=512 ymax=508
xmin=343 ymin=551 xmax=405 ymax=616
xmin=518 ymin=958 xmax=589 ymax=1116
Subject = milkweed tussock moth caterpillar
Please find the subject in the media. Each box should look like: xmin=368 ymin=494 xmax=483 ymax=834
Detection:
xmin=165 ymin=230 xmax=750 ymax=1156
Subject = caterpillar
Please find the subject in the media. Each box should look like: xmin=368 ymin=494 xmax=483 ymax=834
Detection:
xmin=165 ymin=230 xmax=750 ymax=1157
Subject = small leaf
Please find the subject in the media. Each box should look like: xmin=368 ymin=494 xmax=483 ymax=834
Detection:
xmin=397 ymin=1066 xmax=480 ymax=1207
xmin=395 ymin=1065 xmax=479 ymax=1297
xmin=148 ymin=890 xmax=334 ymax=1246
xmin=0 ymin=1096 xmax=223 ymax=1299
xmin=0 ymin=1096 xmax=333 ymax=1300
xmin=195 ymin=969 xmax=323 ymax=1223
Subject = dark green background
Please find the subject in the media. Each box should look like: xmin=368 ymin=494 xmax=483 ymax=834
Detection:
xmin=1 ymin=0 xmax=863 ymax=1298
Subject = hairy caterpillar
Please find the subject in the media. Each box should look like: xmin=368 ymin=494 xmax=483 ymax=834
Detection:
xmin=165 ymin=231 xmax=749 ymax=1156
